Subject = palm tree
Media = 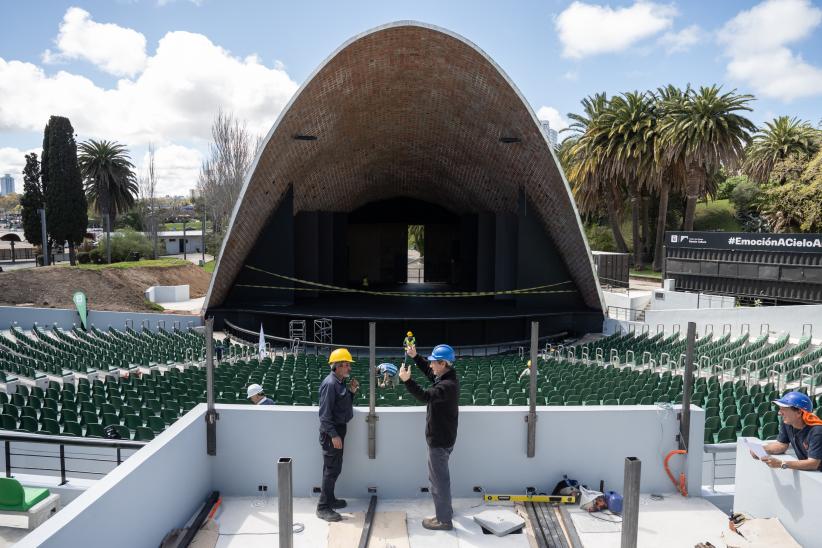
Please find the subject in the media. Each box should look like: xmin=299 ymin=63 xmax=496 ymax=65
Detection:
xmin=743 ymin=116 xmax=821 ymax=184
xmin=78 ymin=139 xmax=138 ymax=263
xmin=563 ymin=93 xmax=630 ymax=254
xmin=658 ymin=85 xmax=756 ymax=230
xmin=596 ymin=91 xmax=658 ymax=268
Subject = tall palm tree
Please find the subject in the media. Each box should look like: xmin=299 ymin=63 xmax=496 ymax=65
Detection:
xmin=743 ymin=116 xmax=821 ymax=184
xmin=563 ymin=93 xmax=629 ymax=253
xmin=658 ymin=85 xmax=756 ymax=230
xmin=596 ymin=91 xmax=658 ymax=268
xmin=78 ymin=139 xmax=138 ymax=263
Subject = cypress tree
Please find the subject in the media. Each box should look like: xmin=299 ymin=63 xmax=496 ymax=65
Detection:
xmin=20 ymin=153 xmax=44 ymax=249
xmin=42 ymin=116 xmax=88 ymax=265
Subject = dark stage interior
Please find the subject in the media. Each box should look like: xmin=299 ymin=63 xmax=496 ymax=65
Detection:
xmin=212 ymin=191 xmax=603 ymax=347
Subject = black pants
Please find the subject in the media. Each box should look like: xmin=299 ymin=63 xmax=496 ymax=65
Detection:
xmin=318 ymin=424 xmax=346 ymax=510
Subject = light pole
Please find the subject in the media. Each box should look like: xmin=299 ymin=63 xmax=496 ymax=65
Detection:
xmin=182 ymin=217 xmax=187 ymax=262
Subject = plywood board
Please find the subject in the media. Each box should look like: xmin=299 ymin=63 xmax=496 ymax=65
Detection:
xmin=328 ymin=511 xmax=409 ymax=548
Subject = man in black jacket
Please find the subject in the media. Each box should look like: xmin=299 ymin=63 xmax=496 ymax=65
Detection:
xmin=399 ymin=343 xmax=459 ymax=531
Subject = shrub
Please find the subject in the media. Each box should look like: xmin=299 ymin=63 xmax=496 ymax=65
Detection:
xmin=95 ymin=229 xmax=153 ymax=263
xmin=717 ymin=175 xmax=747 ymax=200
xmin=730 ymin=179 xmax=761 ymax=214
xmin=585 ymin=224 xmax=617 ymax=252
xmin=77 ymin=251 xmax=90 ymax=264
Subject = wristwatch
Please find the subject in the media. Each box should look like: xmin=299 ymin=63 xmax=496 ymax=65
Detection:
xmin=780 ymin=462 xmax=788 ymax=470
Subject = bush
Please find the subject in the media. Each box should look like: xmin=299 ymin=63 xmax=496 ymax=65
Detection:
xmin=585 ymin=224 xmax=617 ymax=252
xmin=77 ymin=251 xmax=90 ymax=264
xmin=730 ymin=179 xmax=761 ymax=214
xmin=717 ymin=175 xmax=747 ymax=200
xmin=94 ymin=229 xmax=153 ymax=263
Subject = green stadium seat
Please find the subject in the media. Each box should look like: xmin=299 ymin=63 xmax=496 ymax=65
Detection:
xmin=39 ymin=418 xmax=60 ymax=435
xmin=0 ymin=414 xmax=16 ymax=430
xmin=760 ymin=422 xmax=780 ymax=440
xmin=148 ymin=416 xmax=165 ymax=434
xmin=19 ymin=416 xmax=38 ymax=433
xmin=85 ymin=424 xmax=104 ymax=438
xmin=62 ymin=421 xmax=82 ymax=436
xmin=741 ymin=413 xmax=759 ymax=428
xmin=0 ymin=478 xmax=50 ymax=512
xmin=134 ymin=426 xmax=154 ymax=441
xmin=716 ymin=426 xmax=737 ymax=443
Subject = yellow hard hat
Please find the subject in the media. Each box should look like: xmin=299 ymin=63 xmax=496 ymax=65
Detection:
xmin=329 ymin=348 xmax=354 ymax=365
xmin=407 ymin=331 xmax=414 ymax=337
xmin=527 ymin=360 xmax=531 ymax=367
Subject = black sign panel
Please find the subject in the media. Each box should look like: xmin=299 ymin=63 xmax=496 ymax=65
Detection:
xmin=666 ymin=231 xmax=822 ymax=253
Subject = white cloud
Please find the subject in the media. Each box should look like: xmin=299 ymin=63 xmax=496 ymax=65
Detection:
xmin=1 ymin=27 xmax=299 ymax=146
xmin=137 ymin=144 xmax=203 ymax=197
xmin=658 ymin=24 xmax=702 ymax=53
xmin=562 ymin=70 xmax=579 ymax=81
xmin=0 ymin=147 xmax=39 ymax=187
xmin=719 ymin=0 xmax=822 ymax=101
xmin=555 ymin=1 xmax=677 ymax=59
xmin=536 ymin=106 xmax=569 ymax=132
xmin=42 ymin=7 xmax=147 ymax=77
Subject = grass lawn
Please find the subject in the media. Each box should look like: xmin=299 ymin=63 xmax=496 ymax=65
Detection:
xmin=162 ymin=221 xmax=203 ymax=231
xmin=202 ymin=259 xmax=215 ymax=273
xmin=74 ymin=258 xmax=190 ymax=270
xmin=693 ymin=199 xmax=742 ymax=232
xmin=630 ymin=267 xmax=662 ymax=279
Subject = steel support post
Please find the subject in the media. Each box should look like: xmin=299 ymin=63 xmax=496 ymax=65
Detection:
xmin=527 ymin=321 xmax=538 ymax=457
xmin=278 ymin=457 xmax=293 ymax=548
xmin=366 ymin=322 xmax=378 ymax=459
xmin=620 ymin=457 xmax=641 ymax=548
xmin=681 ymin=322 xmax=696 ymax=451
xmin=205 ymin=317 xmax=218 ymax=455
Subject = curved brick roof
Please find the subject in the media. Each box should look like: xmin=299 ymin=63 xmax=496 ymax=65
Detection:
xmin=205 ymin=22 xmax=604 ymax=311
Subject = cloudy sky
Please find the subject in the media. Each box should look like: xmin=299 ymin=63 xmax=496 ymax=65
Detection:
xmin=1 ymin=0 xmax=821 ymax=197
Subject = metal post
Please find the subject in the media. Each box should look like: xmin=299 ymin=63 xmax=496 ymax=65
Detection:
xmin=5 ymin=440 xmax=11 ymax=477
xmin=38 ymin=208 xmax=48 ymax=266
xmin=205 ymin=317 xmax=218 ymax=455
xmin=681 ymin=322 xmax=696 ymax=451
xmin=183 ymin=221 xmax=187 ymax=261
xmin=278 ymin=457 xmax=293 ymax=548
xmin=620 ymin=457 xmax=641 ymax=548
xmin=60 ymin=444 xmax=67 ymax=485
xmin=526 ymin=321 xmax=538 ymax=458
xmin=366 ymin=322 xmax=378 ymax=459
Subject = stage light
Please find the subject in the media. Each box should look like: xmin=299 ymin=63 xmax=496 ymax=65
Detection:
xmin=499 ymin=137 xmax=521 ymax=143
xmin=294 ymin=134 xmax=318 ymax=141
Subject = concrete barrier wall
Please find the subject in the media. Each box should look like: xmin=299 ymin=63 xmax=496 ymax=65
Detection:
xmin=0 ymin=306 xmax=202 ymax=332
xmin=212 ymin=404 xmax=704 ymax=498
xmin=145 ymin=285 xmax=190 ymax=304
xmin=733 ymin=442 xmax=822 ymax=548
xmin=16 ymin=406 xmax=211 ymax=548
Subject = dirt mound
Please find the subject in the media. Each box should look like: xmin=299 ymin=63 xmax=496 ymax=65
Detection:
xmin=0 ymin=264 xmax=211 ymax=312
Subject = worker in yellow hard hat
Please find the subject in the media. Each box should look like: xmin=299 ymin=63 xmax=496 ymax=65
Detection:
xmin=518 ymin=360 xmax=537 ymax=381
xmin=403 ymin=331 xmax=416 ymax=350
xmin=316 ymin=348 xmax=359 ymax=522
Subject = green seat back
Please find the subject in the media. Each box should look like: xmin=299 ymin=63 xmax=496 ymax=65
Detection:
xmin=0 ymin=478 xmax=23 ymax=506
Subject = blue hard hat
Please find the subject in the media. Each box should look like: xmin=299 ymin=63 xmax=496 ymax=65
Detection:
xmin=378 ymin=363 xmax=398 ymax=376
xmin=774 ymin=391 xmax=813 ymax=412
xmin=427 ymin=344 xmax=455 ymax=364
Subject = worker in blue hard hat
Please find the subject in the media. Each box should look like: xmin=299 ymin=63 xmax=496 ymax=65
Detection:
xmin=377 ymin=362 xmax=399 ymax=389
xmin=752 ymin=391 xmax=822 ymax=471
xmin=399 ymin=343 xmax=459 ymax=531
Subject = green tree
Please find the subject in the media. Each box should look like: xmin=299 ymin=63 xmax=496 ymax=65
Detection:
xmin=78 ymin=139 xmax=138 ymax=263
xmin=743 ymin=116 xmax=820 ymax=184
xmin=42 ymin=116 xmax=88 ymax=265
xmin=20 ymin=153 xmax=44 ymax=247
xmin=563 ymin=93 xmax=629 ymax=254
xmin=658 ymin=85 xmax=756 ymax=231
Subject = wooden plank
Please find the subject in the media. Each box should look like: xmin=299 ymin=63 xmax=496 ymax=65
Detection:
xmin=358 ymin=495 xmax=378 ymax=548
xmin=558 ymin=505 xmax=583 ymax=548
xmin=535 ymin=502 xmax=567 ymax=548
xmin=328 ymin=512 xmax=409 ymax=548
xmin=524 ymin=503 xmax=548 ymax=548
xmin=515 ymin=503 xmax=540 ymax=548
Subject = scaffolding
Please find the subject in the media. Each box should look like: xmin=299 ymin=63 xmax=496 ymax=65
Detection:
xmin=288 ymin=320 xmax=306 ymax=341
xmin=314 ymin=318 xmax=333 ymax=344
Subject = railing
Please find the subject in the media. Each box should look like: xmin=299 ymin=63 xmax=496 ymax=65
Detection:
xmin=224 ymin=319 xmax=568 ymax=358
xmin=606 ymin=305 xmax=646 ymax=322
xmin=703 ymin=442 xmax=737 ymax=492
xmin=0 ymin=431 xmax=146 ymax=485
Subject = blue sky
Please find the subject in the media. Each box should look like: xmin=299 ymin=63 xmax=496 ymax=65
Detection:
xmin=2 ymin=0 xmax=822 ymax=196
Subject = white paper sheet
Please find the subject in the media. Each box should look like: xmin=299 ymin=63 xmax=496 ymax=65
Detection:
xmin=741 ymin=437 xmax=769 ymax=459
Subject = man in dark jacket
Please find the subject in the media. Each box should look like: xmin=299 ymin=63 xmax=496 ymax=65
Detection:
xmin=316 ymin=348 xmax=359 ymax=522
xmin=400 ymin=343 xmax=459 ymax=531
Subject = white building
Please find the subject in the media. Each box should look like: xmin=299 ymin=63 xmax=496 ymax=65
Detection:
xmin=156 ymin=230 xmax=204 ymax=256
xmin=0 ymin=174 xmax=14 ymax=196
xmin=538 ymin=120 xmax=558 ymax=149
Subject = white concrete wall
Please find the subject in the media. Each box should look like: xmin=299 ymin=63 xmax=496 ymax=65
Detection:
xmin=0 ymin=306 xmax=203 ymax=331
xmin=733 ymin=442 xmax=822 ymax=548
xmin=145 ymin=284 xmax=190 ymax=303
xmin=16 ymin=407 xmax=212 ymax=548
xmin=648 ymin=290 xmax=735 ymax=311
xmin=603 ymin=290 xmax=651 ymax=312
xmin=160 ymin=236 xmax=202 ymax=256
xmin=211 ymin=404 xmax=704 ymax=498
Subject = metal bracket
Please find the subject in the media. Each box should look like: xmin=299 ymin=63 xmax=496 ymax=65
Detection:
xmin=206 ymin=409 xmax=219 ymax=456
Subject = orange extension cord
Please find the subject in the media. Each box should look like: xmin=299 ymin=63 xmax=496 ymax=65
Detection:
xmin=664 ymin=450 xmax=688 ymax=496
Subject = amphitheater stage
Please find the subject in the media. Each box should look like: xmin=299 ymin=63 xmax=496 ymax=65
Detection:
xmin=207 ymin=494 xmax=729 ymax=547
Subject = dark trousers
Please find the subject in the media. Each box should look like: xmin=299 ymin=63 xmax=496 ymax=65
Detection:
xmin=428 ymin=445 xmax=454 ymax=523
xmin=318 ymin=424 xmax=346 ymax=510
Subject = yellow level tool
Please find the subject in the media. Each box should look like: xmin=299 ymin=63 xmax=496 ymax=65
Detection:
xmin=484 ymin=494 xmax=576 ymax=504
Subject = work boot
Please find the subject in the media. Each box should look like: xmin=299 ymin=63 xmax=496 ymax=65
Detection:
xmin=331 ymin=498 xmax=347 ymax=509
xmin=316 ymin=508 xmax=342 ymax=522
xmin=422 ymin=517 xmax=453 ymax=530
